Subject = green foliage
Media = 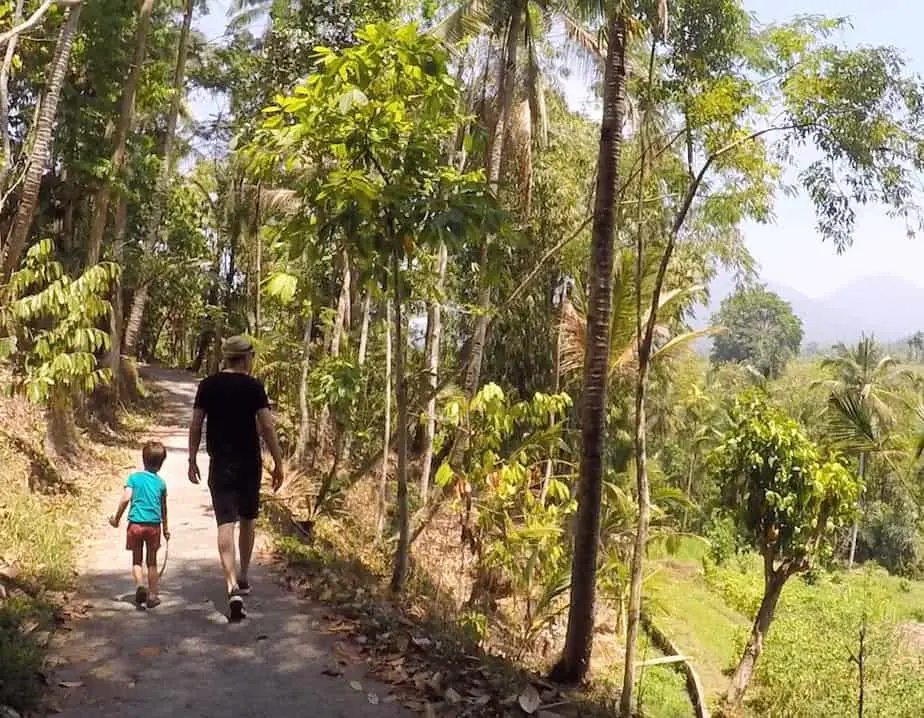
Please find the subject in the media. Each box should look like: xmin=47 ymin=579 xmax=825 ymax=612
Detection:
xmin=435 ymin=383 xmax=574 ymax=653
xmin=0 ymin=240 xmax=117 ymax=403
xmin=249 ymin=21 xmax=504 ymax=274
xmin=710 ymin=285 xmax=803 ymax=379
xmin=0 ymin=596 xmax=56 ymax=712
xmin=710 ymin=391 xmax=858 ymax=571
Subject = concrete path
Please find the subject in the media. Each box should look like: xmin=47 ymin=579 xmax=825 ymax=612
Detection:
xmin=47 ymin=367 xmax=407 ymax=718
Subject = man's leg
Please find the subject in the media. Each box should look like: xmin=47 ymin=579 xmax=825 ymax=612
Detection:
xmin=237 ymin=474 xmax=260 ymax=590
xmin=238 ymin=519 xmax=255 ymax=586
xmin=217 ymin=521 xmax=238 ymax=594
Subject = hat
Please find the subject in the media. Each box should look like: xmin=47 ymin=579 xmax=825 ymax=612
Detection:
xmin=222 ymin=335 xmax=254 ymax=358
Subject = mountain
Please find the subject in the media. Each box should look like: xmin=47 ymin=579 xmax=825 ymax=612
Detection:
xmin=693 ymin=274 xmax=924 ymax=349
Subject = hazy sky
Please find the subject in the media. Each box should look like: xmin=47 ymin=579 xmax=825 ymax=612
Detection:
xmin=192 ymin=0 xmax=924 ymax=299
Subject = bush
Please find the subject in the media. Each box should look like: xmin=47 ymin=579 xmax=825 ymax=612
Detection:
xmin=0 ymin=597 xmax=56 ymax=712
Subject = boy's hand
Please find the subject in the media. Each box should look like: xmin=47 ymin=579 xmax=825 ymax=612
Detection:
xmin=108 ymin=515 xmax=119 ymax=528
xmin=163 ymin=528 xmax=171 ymax=541
xmin=271 ymin=462 xmax=285 ymax=492
xmin=188 ymin=459 xmax=201 ymax=485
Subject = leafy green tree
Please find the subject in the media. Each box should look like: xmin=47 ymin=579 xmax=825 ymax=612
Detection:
xmin=710 ymin=392 xmax=858 ymax=706
xmin=0 ymin=240 xmax=118 ymax=453
xmin=710 ymin=286 xmax=804 ymax=379
xmin=249 ymin=22 xmax=504 ymax=591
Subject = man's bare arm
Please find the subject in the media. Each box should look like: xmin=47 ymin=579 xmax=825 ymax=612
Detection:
xmin=188 ymin=408 xmax=205 ymax=484
xmin=256 ymin=408 xmax=285 ymax=490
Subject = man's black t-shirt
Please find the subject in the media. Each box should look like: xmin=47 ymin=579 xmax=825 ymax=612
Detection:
xmin=194 ymin=371 xmax=269 ymax=473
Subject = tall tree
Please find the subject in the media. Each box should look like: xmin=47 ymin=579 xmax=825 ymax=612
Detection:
xmin=710 ymin=285 xmax=804 ymax=379
xmin=85 ymin=0 xmax=155 ymax=267
xmin=817 ymin=335 xmax=897 ymax=567
xmin=711 ymin=392 xmax=857 ymax=706
xmin=550 ymin=7 xmax=627 ymax=684
xmin=122 ymin=0 xmax=195 ymax=358
xmin=0 ymin=3 xmax=83 ymax=279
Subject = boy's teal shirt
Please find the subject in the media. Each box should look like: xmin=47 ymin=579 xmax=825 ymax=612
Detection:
xmin=126 ymin=470 xmax=166 ymax=524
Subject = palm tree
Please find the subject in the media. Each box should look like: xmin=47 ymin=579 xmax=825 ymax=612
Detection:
xmin=435 ymin=0 xmax=603 ymax=399
xmin=85 ymin=0 xmax=155 ymax=267
xmin=816 ymin=334 xmax=897 ymax=568
xmin=0 ymin=4 xmax=83 ymax=280
xmin=549 ymin=5 xmax=628 ymax=686
xmin=558 ymin=247 xmax=714 ymax=383
xmin=122 ymin=0 xmax=196 ymax=360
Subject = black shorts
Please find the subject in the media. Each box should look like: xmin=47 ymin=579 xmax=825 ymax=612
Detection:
xmin=208 ymin=458 xmax=261 ymax=525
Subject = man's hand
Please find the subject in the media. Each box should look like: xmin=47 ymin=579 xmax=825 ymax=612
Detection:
xmin=108 ymin=515 xmax=119 ymax=528
xmin=188 ymin=460 xmax=201 ymax=485
xmin=271 ymin=463 xmax=284 ymax=492
xmin=163 ymin=528 xmax=171 ymax=541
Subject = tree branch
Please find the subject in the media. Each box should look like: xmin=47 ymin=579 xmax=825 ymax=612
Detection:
xmin=498 ymin=213 xmax=592 ymax=310
xmin=0 ymin=0 xmax=81 ymax=49
xmin=640 ymin=123 xmax=807 ymax=365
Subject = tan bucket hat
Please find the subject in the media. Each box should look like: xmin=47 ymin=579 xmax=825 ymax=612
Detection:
xmin=222 ymin=335 xmax=254 ymax=358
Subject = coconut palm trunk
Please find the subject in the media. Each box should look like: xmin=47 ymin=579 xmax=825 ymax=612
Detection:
xmin=550 ymin=11 xmax=627 ymax=684
xmin=0 ymin=4 xmax=82 ymax=279
xmin=86 ymin=0 xmax=155 ymax=267
xmin=123 ymin=0 xmax=193 ymax=357
xmin=848 ymin=451 xmax=866 ymax=568
xmin=463 ymin=6 xmax=522 ymax=397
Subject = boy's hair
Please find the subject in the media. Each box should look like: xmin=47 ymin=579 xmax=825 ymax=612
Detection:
xmin=142 ymin=441 xmax=167 ymax=472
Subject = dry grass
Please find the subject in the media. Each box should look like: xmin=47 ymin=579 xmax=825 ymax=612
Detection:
xmin=0 ymin=390 xmax=136 ymax=713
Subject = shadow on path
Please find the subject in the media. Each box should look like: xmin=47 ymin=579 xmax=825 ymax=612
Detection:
xmin=46 ymin=367 xmax=408 ymax=718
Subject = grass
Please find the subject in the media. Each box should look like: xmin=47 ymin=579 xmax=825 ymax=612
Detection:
xmin=0 ymin=400 xmax=132 ymax=713
xmin=623 ymin=536 xmax=924 ymax=717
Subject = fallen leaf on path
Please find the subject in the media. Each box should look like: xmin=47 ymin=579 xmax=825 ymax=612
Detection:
xmin=367 ymin=693 xmax=380 ymax=705
xmin=518 ymin=684 xmax=541 ymax=714
xmin=58 ymin=681 xmax=83 ymax=689
xmin=444 ymin=687 xmax=462 ymax=704
xmin=335 ymin=640 xmax=363 ymax=662
xmin=350 ymin=680 xmax=364 ymax=692
xmin=138 ymin=645 xmax=162 ymax=658
xmin=411 ymin=636 xmax=432 ymax=649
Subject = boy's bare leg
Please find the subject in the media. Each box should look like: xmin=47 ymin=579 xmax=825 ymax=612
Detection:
xmin=132 ymin=563 xmax=145 ymax=587
xmin=147 ymin=554 xmax=159 ymax=599
xmin=217 ymin=522 xmax=238 ymax=594
xmin=238 ymin=518 xmax=255 ymax=585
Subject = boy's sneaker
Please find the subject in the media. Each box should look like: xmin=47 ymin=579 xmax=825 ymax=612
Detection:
xmin=146 ymin=596 xmax=162 ymax=609
xmin=228 ymin=591 xmax=245 ymax=623
xmin=237 ymin=579 xmax=251 ymax=595
xmin=135 ymin=586 xmax=148 ymax=609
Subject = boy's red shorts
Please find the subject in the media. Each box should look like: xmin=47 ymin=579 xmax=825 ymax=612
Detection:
xmin=126 ymin=522 xmax=161 ymax=554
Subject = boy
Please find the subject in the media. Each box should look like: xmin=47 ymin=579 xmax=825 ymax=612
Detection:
xmin=109 ymin=441 xmax=170 ymax=609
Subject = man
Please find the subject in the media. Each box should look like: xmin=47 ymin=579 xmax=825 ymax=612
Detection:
xmin=188 ymin=335 xmax=284 ymax=622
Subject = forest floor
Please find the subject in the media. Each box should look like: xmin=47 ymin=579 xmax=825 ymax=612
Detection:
xmin=37 ymin=367 xmax=408 ymax=718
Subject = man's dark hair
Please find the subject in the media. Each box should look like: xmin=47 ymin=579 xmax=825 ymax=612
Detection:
xmin=142 ymin=441 xmax=167 ymax=472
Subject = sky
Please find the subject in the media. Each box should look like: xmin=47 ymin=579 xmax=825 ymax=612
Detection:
xmin=191 ymin=0 xmax=924 ymax=300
